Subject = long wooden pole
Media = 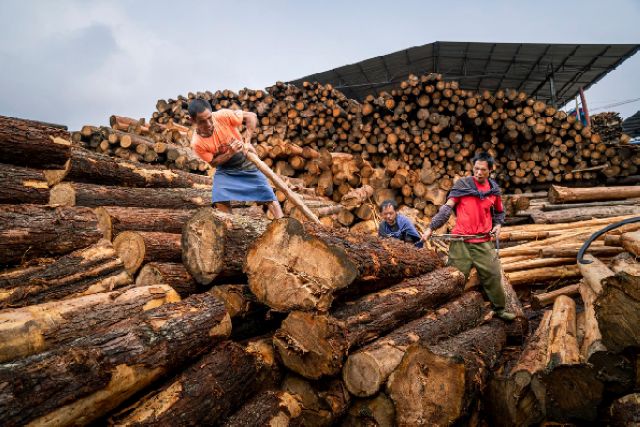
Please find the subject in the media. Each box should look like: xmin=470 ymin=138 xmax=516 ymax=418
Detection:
xmin=246 ymin=152 xmax=321 ymax=225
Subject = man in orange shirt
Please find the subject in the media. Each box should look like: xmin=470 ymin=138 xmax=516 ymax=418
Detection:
xmin=188 ymin=99 xmax=283 ymax=218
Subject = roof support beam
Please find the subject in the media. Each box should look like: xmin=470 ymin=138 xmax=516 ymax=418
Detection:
xmin=555 ymin=45 xmax=611 ymax=103
xmin=477 ymin=43 xmax=497 ymax=93
xmin=517 ymin=44 xmax=552 ymax=93
xmin=496 ymin=43 xmax=523 ymax=90
xmin=529 ymin=44 xmax=581 ymax=99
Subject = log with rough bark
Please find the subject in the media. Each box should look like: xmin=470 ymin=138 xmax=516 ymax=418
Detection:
xmin=49 ymin=182 xmax=211 ymax=209
xmin=608 ymin=393 xmax=640 ymax=426
xmin=94 ymin=206 xmax=194 ymax=240
xmin=387 ymin=321 xmax=506 ymax=426
xmin=109 ymin=339 xmax=280 ymax=426
xmin=0 ymin=285 xmax=179 ymax=363
xmin=0 ymin=204 xmax=104 ymax=266
xmin=531 ymin=283 xmax=580 ymax=309
xmin=579 ymin=280 xmax=635 ymax=392
xmin=341 ymin=393 xmax=395 ymax=427
xmin=113 ymin=231 xmax=181 ymax=274
xmin=621 ymin=230 xmax=640 ymax=257
xmin=548 ymin=184 xmax=640 ymax=203
xmin=0 ymin=292 xmax=231 ymax=426
xmin=502 ymin=257 xmax=575 ymax=273
xmin=340 ymin=185 xmax=374 ymax=209
xmin=0 ymin=239 xmax=131 ymax=309
xmin=246 ymin=217 xmax=443 ymax=312
xmin=529 ymin=205 xmax=640 ymax=224
xmin=596 ymin=272 xmax=640 ymax=352
xmin=0 ymin=115 xmax=71 ymax=169
xmin=611 ymin=252 xmax=640 ymax=276
xmin=0 ymin=163 xmax=58 ymax=204
xmin=221 ymin=390 xmax=302 ymax=427
xmin=182 ymin=207 xmax=270 ymax=284
xmin=536 ymin=295 xmax=603 ymax=423
xmin=281 ymin=375 xmax=351 ymax=427
xmin=60 ymin=146 xmax=212 ymax=188
xmin=135 ymin=262 xmax=198 ymax=297
xmin=274 ymin=267 xmax=464 ymax=379
xmin=342 ymin=291 xmax=486 ymax=397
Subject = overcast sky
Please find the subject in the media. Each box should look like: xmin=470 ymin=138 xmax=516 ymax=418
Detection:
xmin=1 ymin=0 xmax=639 ymax=130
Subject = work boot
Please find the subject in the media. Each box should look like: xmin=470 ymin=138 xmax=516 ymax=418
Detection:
xmin=494 ymin=309 xmax=516 ymax=321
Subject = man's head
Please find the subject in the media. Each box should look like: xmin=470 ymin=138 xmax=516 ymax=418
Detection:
xmin=188 ymin=99 xmax=214 ymax=137
xmin=471 ymin=152 xmax=494 ymax=184
xmin=380 ymin=199 xmax=398 ymax=226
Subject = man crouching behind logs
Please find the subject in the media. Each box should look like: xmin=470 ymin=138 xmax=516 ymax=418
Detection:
xmin=422 ymin=152 xmax=515 ymax=321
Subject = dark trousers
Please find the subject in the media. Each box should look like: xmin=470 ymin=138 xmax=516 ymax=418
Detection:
xmin=447 ymin=240 xmax=506 ymax=311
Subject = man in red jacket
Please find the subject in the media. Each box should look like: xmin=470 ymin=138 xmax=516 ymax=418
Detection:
xmin=422 ymin=152 xmax=515 ymax=321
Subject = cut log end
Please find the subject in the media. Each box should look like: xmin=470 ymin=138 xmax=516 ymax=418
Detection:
xmin=246 ymin=218 xmax=358 ymax=312
xmin=342 ymin=352 xmax=388 ymax=398
xmin=113 ymin=231 xmax=145 ymax=274
xmin=181 ymin=208 xmax=226 ymax=285
xmin=49 ymin=182 xmax=76 ymax=206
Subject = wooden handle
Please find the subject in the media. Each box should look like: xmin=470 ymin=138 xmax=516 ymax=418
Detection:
xmin=246 ymin=152 xmax=322 ymax=225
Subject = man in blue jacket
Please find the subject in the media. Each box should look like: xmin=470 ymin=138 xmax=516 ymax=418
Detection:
xmin=378 ymin=200 xmax=424 ymax=248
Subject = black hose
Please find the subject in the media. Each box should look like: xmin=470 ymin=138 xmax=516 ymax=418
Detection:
xmin=577 ymin=216 xmax=640 ymax=264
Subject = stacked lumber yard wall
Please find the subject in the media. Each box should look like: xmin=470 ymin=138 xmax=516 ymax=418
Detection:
xmin=1 ymin=69 xmax=639 ymax=425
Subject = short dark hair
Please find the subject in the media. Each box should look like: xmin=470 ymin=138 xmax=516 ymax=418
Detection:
xmin=188 ymin=99 xmax=212 ymax=118
xmin=380 ymin=199 xmax=397 ymax=212
xmin=472 ymin=152 xmax=494 ymax=169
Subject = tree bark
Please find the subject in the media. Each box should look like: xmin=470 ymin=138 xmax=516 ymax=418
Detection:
xmin=62 ymin=146 xmax=212 ymax=188
xmin=281 ymin=375 xmax=351 ymax=427
xmin=0 ymin=239 xmax=131 ymax=309
xmin=608 ymin=393 xmax=640 ymax=426
xmin=247 ymin=217 xmax=443 ymax=312
xmin=0 ymin=163 xmax=57 ymax=204
xmin=529 ymin=205 xmax=640 ymax=224
xmin=0 ymin=284 xmax=179 ymax=363
xmin=0 ymin=292 xmax=231 ymax=426
xmin=507 ymin=264 xmax=581 ymax=286
xmin=93 ymin=206 xmax=194 ymax=241
xmin=274 ymin=267 xmax=464 ymax=379
xmin=342 ymin=291 xmax=485 ymax=397
xmin=113 ymin=231 xmax=182 ymax=274
xmin=109 ymin=339 xmax=280 ymax=426
xmin=0 ymin=204 xmax=104 ymax=266
xmin=549 ymin=184 xmax=640 ymax=203
xmin=386 ymin=321 xmax=506 ymax=427
xmin=135 ymin=262 xmax=198 ymax=297
xmin=340 ymin=185 xmax=374 ymax=209
xmin=182 ymin=207 xmax=270 ymax=284
xmin=221 ymin=390 xmax=302 ymax=427
xmin=0 ymin=115 xmax=71 ymax=169
xmin=596 ymin=272 xmax=640 ymax=352
xmin=502 ymin=257 xmax=575 ymax=273
xmin=49 ymin=182 xmax=211 ymax=209
xmin=341 ymin=393 xmax=395 ymax=427
xmin=611 ymin=252 xmax=640 ymax=276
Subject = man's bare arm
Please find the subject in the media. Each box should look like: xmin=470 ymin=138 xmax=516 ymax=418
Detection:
xmin=241 ymin=112 xmax=259 ymax=154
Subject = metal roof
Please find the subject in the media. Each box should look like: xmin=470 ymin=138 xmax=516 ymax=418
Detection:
xmin=623 ymin=110 xmax=640 ymax=138
xmin=288 ymin=41 xmax=639 ymax=107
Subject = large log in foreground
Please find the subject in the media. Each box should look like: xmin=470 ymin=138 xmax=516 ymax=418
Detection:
xmin=342 ymin=291 xmax=486 ymax=397
xmin=274 ymin=267 xmax=465 ymax=379
xmin=49 ymin=182 xmax=211 ymax=209
xmin=0 ymin=204 xmax=104 ymax=266
xmin=110 ymin=339 xmax=279 ymax=426
xmin=94 ymin=206 xmax=194 ymax=239
xmin=0 ymin=285 xmax=179 ymax=363
xmin=182 ymin=208 xmax=270 ymax=284
xmin=596 ymin=272 xmax=640 ymax=352
xmin=387 ymin=321 xmax=506 ymax=426
xmin=0 ymin=240 xmax=131 ymax=309
xmin=0 ymin=292 xmax=231 ymax=427
xmin=0 ymin=115 xmax=71 ymax=169
xmin=246 ymin=217 xmax=443 ymax=312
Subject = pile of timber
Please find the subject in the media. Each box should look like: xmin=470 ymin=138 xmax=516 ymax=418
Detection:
xmin=591 ymin=111 xmax=631 ymax=144
xmin=73 ymin=123 xmax=210 ymax=174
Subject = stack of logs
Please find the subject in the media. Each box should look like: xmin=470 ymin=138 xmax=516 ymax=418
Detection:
xmin=74 ymin=115 xmax=210 ymax=174
xmin=1 ymin=114 xmax=640 ymax=425
xmin=591 ymin=111 xmax=630 ymax=144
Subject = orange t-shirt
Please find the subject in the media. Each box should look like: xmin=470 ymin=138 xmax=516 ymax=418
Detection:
xmin=191 ymin=109 xmax=244 ymax=163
